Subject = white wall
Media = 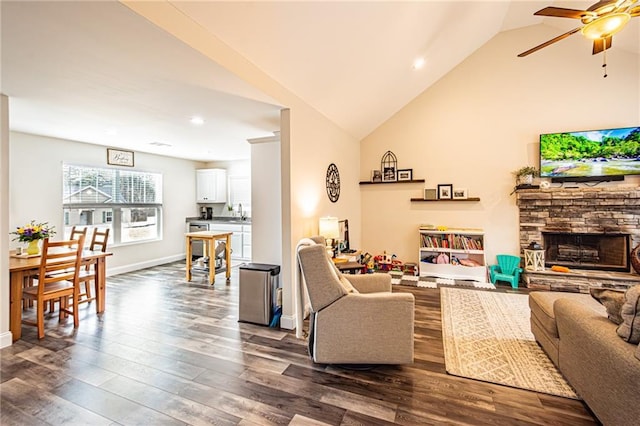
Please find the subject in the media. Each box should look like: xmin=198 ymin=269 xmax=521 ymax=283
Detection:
xmin=0 ymin=94 xmax=11 ymax=347
xmin=360 ymin=24 xmax=640 ymax=265
xmin=9 ymin=132 xmax=200 ymax=273
xmin=124 ymin=2 xmax=362 ymax=330
xmin=250 ymin=133 xmax=282 ymax=265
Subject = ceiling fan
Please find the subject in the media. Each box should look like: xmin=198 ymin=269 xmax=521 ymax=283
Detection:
xmin=518 ymin=0 xmax=640 ymax=57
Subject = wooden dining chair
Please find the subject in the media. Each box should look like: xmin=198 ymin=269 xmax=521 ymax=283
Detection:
xmin=22 ymin=235 xmax=85 ymax=339
xmin=78 ymin=228 xmax=110 ymax=308
xmin=69 ymin=226 xmax=88 ymax=245
xmin=22 ymin=227 xmax=86 ymax=310
xmin=41 ymin=226 xmax=88 ymax=312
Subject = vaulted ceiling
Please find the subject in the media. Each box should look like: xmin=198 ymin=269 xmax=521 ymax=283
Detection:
xmin=2 ymin=1 xmax=638 ymax=161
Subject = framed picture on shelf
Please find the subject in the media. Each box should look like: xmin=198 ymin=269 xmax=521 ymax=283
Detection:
xmin=424 ymin=188 xmax=437 ymax=200
xmin=437 ymin=184 xmax=453 ymax=200
xmin=371 ymin=170 xmax=382 ymax=182
xmin=382 ymin=166 xmax=397 ymax=182
xmin=397 ymin=169 xmax=413 ymax=181
xmin=453 ymin=188 xmax=468 ymax=199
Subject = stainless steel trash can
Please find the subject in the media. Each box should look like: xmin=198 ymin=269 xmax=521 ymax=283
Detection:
xmin=238 ymin=263 xmax=280 ymax=325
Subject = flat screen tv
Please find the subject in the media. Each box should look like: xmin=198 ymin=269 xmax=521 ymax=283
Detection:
xmin=540 ymin=127 xmax=640 ymax=182
xmin=540 ymin=126 xmax=640 ymax=182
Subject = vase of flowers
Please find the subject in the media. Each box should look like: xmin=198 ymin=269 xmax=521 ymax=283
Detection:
xmin=11 ymin=221 xmax=56 ymax=255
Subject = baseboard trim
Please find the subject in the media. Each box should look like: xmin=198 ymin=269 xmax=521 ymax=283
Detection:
xmin=279 ymin=314 xmax=295 ymax=330
xmin=0 ymin=331 xmax=13 ymax=348
xmin=107 ymin=254 xmax=185 ymax=277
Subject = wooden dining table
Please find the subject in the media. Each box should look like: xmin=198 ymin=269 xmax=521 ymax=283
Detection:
xmin=9 ymin=249 xmax=112 ymax=341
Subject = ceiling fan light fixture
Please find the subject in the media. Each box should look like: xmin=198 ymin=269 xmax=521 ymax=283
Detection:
xmin=581 ymin=12 xmax=631 ymax=39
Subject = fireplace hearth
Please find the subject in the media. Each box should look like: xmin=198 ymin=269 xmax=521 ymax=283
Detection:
xmin=543 ymin=232 xmax=630 ymax=272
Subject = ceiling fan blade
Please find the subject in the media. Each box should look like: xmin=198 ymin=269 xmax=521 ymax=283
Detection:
xmin=534 ymin=6 xmax=591 ymax=19
xmin=517 ymin=27 xmax=582 ymax=57
xmin=592 ymin=36 xmax=613 ymax=54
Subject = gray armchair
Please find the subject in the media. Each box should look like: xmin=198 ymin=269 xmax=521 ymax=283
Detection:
xmin=297 ymin=243 xmax=415 ymax=364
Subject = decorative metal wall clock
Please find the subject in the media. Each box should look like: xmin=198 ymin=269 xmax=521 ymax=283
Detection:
xmin=326 ymin=163 xmax=340 ymax=203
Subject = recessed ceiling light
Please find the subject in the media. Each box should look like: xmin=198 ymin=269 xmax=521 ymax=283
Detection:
xmin=412 ymin=57 xmax=426 ymax=70
xmin=190 ymin=116 xmax=204 ymax=125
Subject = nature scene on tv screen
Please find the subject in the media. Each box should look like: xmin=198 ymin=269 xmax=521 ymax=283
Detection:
xmin=540 ymin=126 xmax=640 ymax=177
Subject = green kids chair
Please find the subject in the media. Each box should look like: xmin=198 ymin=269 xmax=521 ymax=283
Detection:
xmin=489 ymin=254 xmax=522 ymax=288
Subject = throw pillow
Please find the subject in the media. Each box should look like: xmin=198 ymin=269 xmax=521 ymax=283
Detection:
xmin=590 ymin=287 xmax=625 ymax=325
xmin=617 ymin=285 xmax=640 ymax=345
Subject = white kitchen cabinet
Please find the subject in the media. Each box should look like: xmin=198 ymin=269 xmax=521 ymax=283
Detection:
xmin=208 ymin=223 xmax=245 ymax=260
xmin=196 ymin=169 xmax=227 ymax=203
xmin=242 ymin=226 xmax=251 ymax=261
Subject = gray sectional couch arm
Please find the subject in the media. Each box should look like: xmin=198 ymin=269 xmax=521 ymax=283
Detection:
xmin=554 ymin=298 xmax=640 ymax=426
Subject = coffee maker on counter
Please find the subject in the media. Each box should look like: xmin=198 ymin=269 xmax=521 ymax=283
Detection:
xmin=199 ymin=206 xmax=214 ymax=220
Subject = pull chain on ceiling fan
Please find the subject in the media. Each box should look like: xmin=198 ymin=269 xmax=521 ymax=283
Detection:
xmin=518 ymin=0 xmax=640 ymax=76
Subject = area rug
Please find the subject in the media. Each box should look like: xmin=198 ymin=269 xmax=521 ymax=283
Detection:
xmin=389 ymin=271 xmax=495 ymax=289
xmin=440 ymin=287 xmax=578 ymax=399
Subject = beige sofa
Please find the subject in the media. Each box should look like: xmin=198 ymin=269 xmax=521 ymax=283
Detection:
xmin=297 ymin=243 xmax=414 ymax=364
xmin=529 ymin=291 xmax=640 ymax=426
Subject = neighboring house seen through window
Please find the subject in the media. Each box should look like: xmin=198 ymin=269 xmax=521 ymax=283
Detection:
xmin=62 ymin=164 xmax=163 ymax=245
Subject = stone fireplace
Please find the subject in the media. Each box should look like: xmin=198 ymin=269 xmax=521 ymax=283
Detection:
xmin=542 ymin=232 xmax=630 ymax=272
xmin=517 ymin=186 xmax=640 ymax=292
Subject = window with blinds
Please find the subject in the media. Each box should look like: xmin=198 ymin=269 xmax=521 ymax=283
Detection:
xmin=62 ymin=164 xmax=163 ymax=245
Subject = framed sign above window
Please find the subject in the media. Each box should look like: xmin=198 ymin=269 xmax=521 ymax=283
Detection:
xmin=107 ymin=148 xmax=135 ymax=167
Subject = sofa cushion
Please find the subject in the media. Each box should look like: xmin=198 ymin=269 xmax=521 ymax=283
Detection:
xmin=617 ymin=285 xmax=640 ymax=344
xmin=590 ymin=287 xmax=625 ymax=325
xmin=636 ymin=343 xmax=640 ymax=362
xmin=529 ymin=291 xmax=602 ymax=338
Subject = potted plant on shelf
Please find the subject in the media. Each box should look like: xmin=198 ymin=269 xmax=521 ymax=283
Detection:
xmin=513 ymin=166 xmax=539 ymax=186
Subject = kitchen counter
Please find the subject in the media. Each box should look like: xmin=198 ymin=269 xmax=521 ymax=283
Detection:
xmin=186 ymin=217 xmax=251 ymax=225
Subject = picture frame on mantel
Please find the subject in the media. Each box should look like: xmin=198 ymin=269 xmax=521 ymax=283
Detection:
xmin=107 ymin=148 xmax=135 ymax=167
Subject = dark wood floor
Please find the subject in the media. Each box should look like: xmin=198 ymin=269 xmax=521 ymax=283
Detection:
xmin=1 ymin=262 xmax=598 ymax=425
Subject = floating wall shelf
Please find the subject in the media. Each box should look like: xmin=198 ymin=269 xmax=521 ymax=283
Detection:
xmin=359 ymin=179 xmax=425 ymax=185
xmin=410 ymin=197 xmax=481 ymax=202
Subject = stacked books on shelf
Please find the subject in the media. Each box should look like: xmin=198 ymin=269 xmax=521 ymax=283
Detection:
xmin=420 ymin=233 xmax=482 ymax=251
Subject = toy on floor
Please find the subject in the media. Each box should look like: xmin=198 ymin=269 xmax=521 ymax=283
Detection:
xmin=374 ymin=251 xmax=405 ymax=272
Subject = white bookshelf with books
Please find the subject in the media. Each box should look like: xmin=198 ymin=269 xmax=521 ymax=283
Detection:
xmin=419 ymin=227 xmax=487 ymax=282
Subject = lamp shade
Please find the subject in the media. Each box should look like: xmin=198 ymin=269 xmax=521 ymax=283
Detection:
xmin=319 ymin=216 xmax=339 ymax=240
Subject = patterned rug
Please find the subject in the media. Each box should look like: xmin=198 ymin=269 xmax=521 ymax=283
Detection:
xmin=440 ymin=287 xmax=579 ymax=399
xmin=389 ymin=271 xmax=495 ymax=289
